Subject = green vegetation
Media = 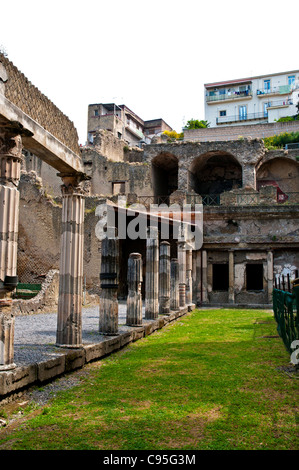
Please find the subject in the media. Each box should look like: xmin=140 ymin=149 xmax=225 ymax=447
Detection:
xmin=162 ymin=130 xmax=184 ymax=141
xmin=263 ymin=131 xmax=299 ymax=149
xmin=0 ymin=309 xmax=297 ymax=450
xmin=184 ymin=119 xmax=210 ymax=129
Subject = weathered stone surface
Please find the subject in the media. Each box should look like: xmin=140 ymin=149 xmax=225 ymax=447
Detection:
xmin=65 ymin=348 xmax=86 ymax=373
xmin=0 ymin=365 xmax=37 ymax=395
xmin=84 ymin=342 xmax=107 ymax=363
xmin=159 ymin=242 xmax=171 ymax=314
xmin=37 ymin=356 xmax=65 ymax=383
xmin=99 ymin=234 xmax=119 ymax=335
xmin=126 ymin=253 xmax=143 ymax=326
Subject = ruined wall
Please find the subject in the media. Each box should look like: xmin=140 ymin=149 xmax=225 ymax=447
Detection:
xmin=0 ymin=53 xmax=80 ymax=155
xmin=82 ymin=148 xmax=152 ymax=198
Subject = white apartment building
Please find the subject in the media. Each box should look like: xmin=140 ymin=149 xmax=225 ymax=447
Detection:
xmin=204 ymin=70 xmax=299 ymax=128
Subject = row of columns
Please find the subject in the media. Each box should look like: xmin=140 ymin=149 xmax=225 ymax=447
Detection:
xmin=0 ymin=128 xmax=194 ymax=367
xmin=99 ymin=229 xmax=194 ymax=336
xmin=0 ymin=127 xmax=87 ymax=370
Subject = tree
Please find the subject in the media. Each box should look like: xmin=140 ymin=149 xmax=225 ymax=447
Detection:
xmin=185 ymin=119 xmax=210 ymax=129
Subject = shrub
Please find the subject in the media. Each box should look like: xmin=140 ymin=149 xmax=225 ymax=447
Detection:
xmin=263 ymin=131 xmax=299 ymax=149
xmin=162 ymin=130 xmax=184 ymax=141
xmin=185 ymin=119 xmax=210 ymax=129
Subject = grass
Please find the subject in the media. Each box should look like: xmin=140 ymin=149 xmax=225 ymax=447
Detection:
xmin=0 ymin=309 xmax=298 ymax=450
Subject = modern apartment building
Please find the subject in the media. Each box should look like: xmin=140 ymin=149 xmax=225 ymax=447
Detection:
xmin=204 ymin=70 xmax=299 ymax=128
xmin=87 ymin=103 xmax=172 ymax=145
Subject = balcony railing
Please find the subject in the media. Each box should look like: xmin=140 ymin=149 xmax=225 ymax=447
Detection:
xmin=257 ymin=84 xmax=295 ymax=96
xmin=216 ymin=111 xmax=267 ymax=125
xmin=206 ymin=90 xmax=252 ymax=103
xmin=267 ymin=99 xmax=293 ymax=108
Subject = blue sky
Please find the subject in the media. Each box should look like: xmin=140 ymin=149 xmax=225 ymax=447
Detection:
xmin=1 ymin=0 xmax=298 ymax=144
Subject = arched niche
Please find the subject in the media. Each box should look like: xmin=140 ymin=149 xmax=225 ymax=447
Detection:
xmin=256 ymin=157 xmax=299 ymax=195
xmin=189 ymin=151 xmax=242 ymax=196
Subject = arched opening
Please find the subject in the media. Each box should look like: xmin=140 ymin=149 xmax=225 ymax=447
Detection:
xmin=189 ymin=152 xmax=242 ymax=202
xmin=152 ymin=153 xmax=178 ymax=204
xmin=256 ymin=157 xmax=299 ymax=201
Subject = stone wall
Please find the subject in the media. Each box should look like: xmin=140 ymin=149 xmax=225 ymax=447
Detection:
xmin=0 ymin=53 xmax=80 ymax=155
xmin=17 ymin=172 xmax=101 ymax=294
xmin=184 ymin=120 xmax=299 ymax=142
xmin=82 ymin=148 xmax=152 ymax=198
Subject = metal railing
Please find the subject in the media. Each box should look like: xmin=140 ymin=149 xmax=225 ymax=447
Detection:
xmin=273 ymin=286 xmax=298 ymax=358
xmin=135 ymin=192 xmax=299 ymax=208
xmin=216 ymin=112 xmax=267 ymax=124
xmin=206 ymin=90 xmax=252 ymax=103
xmin=137 ymin=195 xmax=170 ymax=206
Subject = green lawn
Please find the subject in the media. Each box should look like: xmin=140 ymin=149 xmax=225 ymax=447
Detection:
xmin=0 ymin=309 xmax=298 ymax=450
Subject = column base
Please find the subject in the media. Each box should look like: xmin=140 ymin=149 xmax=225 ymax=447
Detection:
xmin=0 ymin=363 xmax=16 ymax=371
xmin=55 ymin=343 xmax=83 ymax=349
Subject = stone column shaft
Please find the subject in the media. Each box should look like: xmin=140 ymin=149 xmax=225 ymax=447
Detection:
xmin=99 ymin=234 xmax=119 ymax=335
xmin=0 ymin=130 xmax=22 ymax=370
xmin=178 ymin=241 xmax=186 ymax=308
xmin=202 ymin=250 xmax=208 ymax=303
xmin=159 ymin=241 xmax=171 ymax=314
xmin=186 ymin=248 xmax=193 ymax=305
xmin=56 ymin=178 xmax=85 ymax=347
xmin=145 ymin=229 xmax=159 ymax=319
xmin=228 ymin=251 xmax=235 ymax=304
xmin=170 ymin=258 xmax=180 ymax=311
xmin=126 ymin=253 xmax=143 ymax=326
xmin=267 ymin=251 xmax=274 ymax=303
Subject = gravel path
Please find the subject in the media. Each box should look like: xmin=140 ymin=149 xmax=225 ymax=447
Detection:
xmin=13 ymin=301 xmax=143 ymax=367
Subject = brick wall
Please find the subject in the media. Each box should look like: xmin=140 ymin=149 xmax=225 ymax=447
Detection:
xmin=184 ymin=120 xmax=299 ymax=142
xmin=0 ymin=53 xmax=80 ymax=155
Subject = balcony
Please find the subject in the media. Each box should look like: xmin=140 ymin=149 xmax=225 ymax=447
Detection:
xmin=206 ymin=90 xmax=252 ymax=104
xmin=266 ymin=98 xmax=293 ymax=109
xmin=216 ymin=111 xmax=267 ymax=125
xmin=256 ymin=85 xmax=292 ymax=97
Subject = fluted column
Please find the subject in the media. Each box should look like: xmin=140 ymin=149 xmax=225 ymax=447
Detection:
xmin=0 ymin=129 xmax=22 ymax=370
xmin=170 ymin=258 xmax=180 ymax=311
xmin=228 ymin=250 xmax=235 ymax=304
xmin=159 ymin=241 xmax=171 ymax=314
xmin=267 ymin=251 xmax=273 ymax=304
xmin=56 ymin=175 xmax=85 ymax=347
xmin=178 ymin=241 xmax=186 ymax=308
xmin=145 ymin=227 xmax=159 ymax=319
xmin=126 ymin=253 xmax=143 ymax=326
xmin=99 ymin=232 xmax=119 ymax=335
xmin=185 ymin=246 xmax=193 ymax=306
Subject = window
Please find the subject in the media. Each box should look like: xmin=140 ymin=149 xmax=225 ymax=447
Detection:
xmin=213 ymin=264 xmax=229 ymax=291
xmin=219 ymin=89 xmax=226 ymax=95
xmin=112 ymin=181 xmax=126 ymax=195
xmin=239 ymin=105 xmax=247 ymax=120
xmin=264 ymin=79 xmax=270 ymax=93
xmin=219 ymin=110 xmax=227 ymax=116
xmin=94 ymin=109 xmax=99 ymax=116
xmin=246 ymin=264 xmax=263 ymax=291
xmin=263 ymin=102 xmax=270 ymax=117
xmin=288 ymin=75 xmax=295 ymax=86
